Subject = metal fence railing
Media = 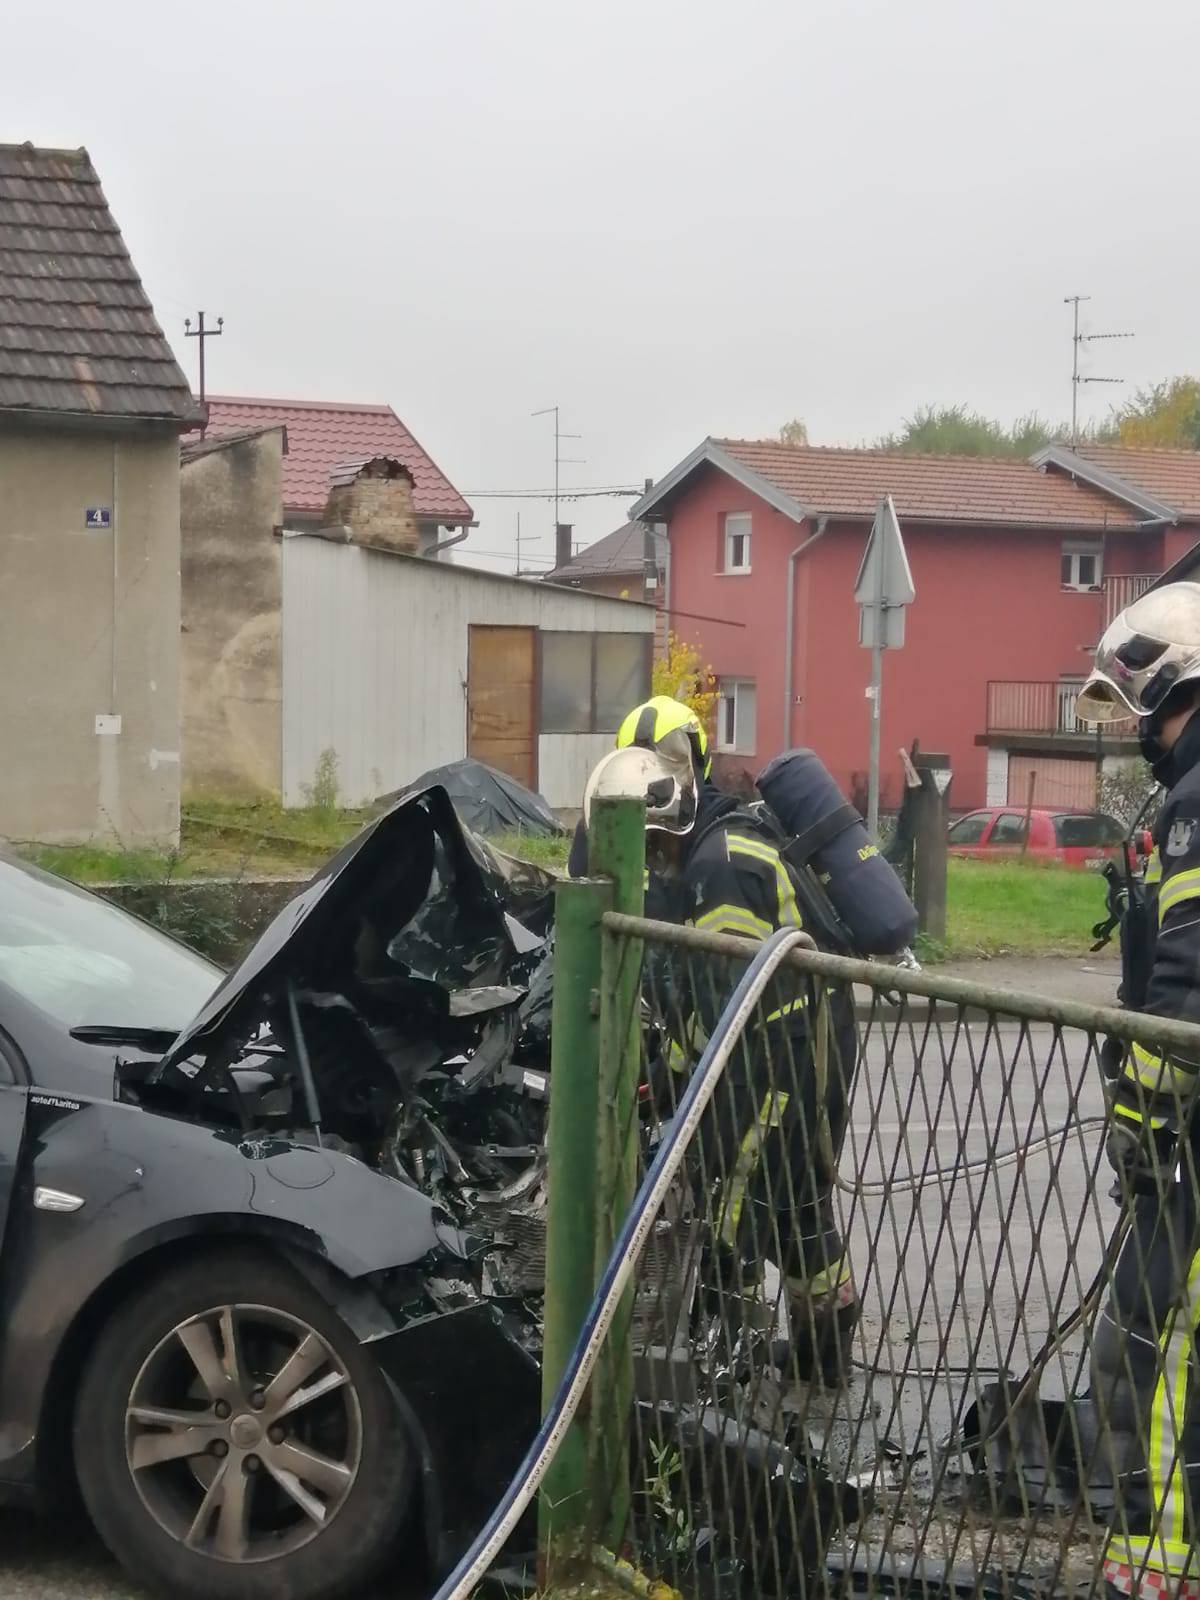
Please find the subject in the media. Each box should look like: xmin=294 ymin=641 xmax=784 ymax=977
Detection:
xmin=571 ymin=917 xmax=1200 ymax=1600
xmin=432 ymin=797 xmax=1200 ymax=1600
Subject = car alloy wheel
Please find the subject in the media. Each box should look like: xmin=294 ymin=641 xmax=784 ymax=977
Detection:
xmin=124 ymin=1302 xmax=362 ymax=1564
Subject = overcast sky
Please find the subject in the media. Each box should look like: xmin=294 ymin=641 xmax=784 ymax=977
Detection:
xmin=6 ymin=0 xmax=1197 ymax=571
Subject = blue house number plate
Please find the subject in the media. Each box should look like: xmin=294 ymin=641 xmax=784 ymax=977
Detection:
xmin=86 ymin=507 xmax=112 ymax=529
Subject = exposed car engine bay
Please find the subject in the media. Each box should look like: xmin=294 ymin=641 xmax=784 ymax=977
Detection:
xmin=121 ymin=789 xmax=559 ymax=1308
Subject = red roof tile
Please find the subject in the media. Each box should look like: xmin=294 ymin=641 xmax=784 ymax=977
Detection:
xmin=1071 ymin=444 xmax=1200 ymax=519
xmin=195 ymin=396 xmax=472 ymax=523
xmin=714 ymin=439 xmax=1142 ymax=530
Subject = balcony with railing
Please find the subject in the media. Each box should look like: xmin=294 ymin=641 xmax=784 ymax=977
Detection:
xmin=1103 ymin=572 xmax=1159 ymax=625
xmin=986 ymin=680 xmax=1087 ymax=736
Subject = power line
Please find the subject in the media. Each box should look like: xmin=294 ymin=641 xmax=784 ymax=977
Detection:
xmin=466 ymin=486 xmax=642 ymax=500
xmin=463 ymin=547 xmax=554 ymax=562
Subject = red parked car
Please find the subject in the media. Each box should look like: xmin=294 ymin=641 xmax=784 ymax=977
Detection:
xmin=947 ymin=807 xmax=1146 ymax=871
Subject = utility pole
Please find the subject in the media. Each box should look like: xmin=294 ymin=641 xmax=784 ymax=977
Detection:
xmin=532 ymin=405 xmax=583 ymax=537
xmin=1064 ymin=295 xmax=1132 ymax=446
xmin=515 ymin=510 xmax=521 ymax=575
xmin=185 ymin=311 xmax=224 ymax=433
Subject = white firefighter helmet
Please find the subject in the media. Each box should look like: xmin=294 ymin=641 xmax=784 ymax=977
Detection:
xmin=583 ymin=727 xmax=699 ymax=836
xmin=1076 ymin=581 xmax=1200 ymax=724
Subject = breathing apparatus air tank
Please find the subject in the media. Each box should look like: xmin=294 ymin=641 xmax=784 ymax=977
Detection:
xmin=756 ymin=748 xmax=918 ymax=957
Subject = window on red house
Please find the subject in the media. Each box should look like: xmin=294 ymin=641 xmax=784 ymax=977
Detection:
xmin=723 ymin=513 xmax=751 ymax=573
xmin=717 ymin=677 xmax=756 ymax=754
xmin=1061 ymin=542 xmax=1103 ymax=591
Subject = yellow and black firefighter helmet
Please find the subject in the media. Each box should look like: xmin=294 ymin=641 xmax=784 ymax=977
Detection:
xmin=616 ymin=695 xmax=712 ymax=779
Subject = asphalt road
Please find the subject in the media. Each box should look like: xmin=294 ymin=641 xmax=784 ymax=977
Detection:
xmin=0 ymin=1513 xmax=148 ymax=1600
xmin=0 ymin=1512 xmax=422 ymax=1599
xmin=847 ymin=1009 xmax=1110 ymax=1373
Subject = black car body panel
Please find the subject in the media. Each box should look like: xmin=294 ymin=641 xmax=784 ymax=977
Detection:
xmin=0 ymin=792 xmax=555 ymax=1572
xmin=374 ymin=1304 xmax=541 ymax=1572
xmin=158 ymin=784 xmax=545 ymax=1074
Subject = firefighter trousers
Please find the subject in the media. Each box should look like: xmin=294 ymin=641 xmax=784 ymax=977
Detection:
xmin=696 ymin=981 xmax=857 ymax=1296
xmin=1093 ymin=1176 xmax=1200 ymax=1598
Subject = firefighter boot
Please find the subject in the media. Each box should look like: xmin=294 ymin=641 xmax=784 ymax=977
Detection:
xmin=787 ymin=1273 xmax=860 ymax=1388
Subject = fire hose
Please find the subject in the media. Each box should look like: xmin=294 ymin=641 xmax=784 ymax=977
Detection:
xmin=430 ymin=926 xmax=813 ymax=1600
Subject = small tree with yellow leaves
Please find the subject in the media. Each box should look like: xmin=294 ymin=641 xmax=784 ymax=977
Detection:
xmin=652 ymin=632 xmax=718 ymax=738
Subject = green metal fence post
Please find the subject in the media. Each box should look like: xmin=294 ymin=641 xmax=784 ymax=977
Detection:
xmin=539 ymin=876 xmax=612 ymax=1583
xmin=588 ymin=795 xmax=646 ymax=1550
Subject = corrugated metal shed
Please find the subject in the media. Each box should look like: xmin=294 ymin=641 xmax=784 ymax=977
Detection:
xmin=282 ymin=538 xmax=655 ymax=809
xmin=0 ymin=143 xmax=202 ymax=425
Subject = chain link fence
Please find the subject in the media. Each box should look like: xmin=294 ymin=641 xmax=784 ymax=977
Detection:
xmin=575 ymin=914 xmax=1200 ymax=1600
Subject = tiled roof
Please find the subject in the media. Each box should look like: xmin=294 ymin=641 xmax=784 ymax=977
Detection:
xmin=713 ymin=439 xmax=1142 ymax=530
xmin=1071 ymin=444 xmax=1200 ymax=519
xmin=197 ymin=396 xmax=473 ymax=523
xmin=0 ymin=143 xmax=201 ymax=424
xmin=547 ymin=520 xmax=665 ymax=579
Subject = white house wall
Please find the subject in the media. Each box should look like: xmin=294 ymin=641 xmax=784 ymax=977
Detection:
xmin=282 ymin=537 xmax=654 ymax=809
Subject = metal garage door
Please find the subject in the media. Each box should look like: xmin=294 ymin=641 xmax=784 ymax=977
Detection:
xmin=1007 ymin=754 xmax=1097 ymax=811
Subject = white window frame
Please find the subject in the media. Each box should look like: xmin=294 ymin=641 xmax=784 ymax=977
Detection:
xmin=1061 ymin=541 xmax=1103 ymax=592
xmin=723 ymin=512 xmax=752 ymax=574
xmin=716 ymin=677 xmax=756 ymax=755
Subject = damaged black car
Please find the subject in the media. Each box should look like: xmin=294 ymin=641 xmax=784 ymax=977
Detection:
xmin=0 ymin=786 xmax=553 ymax=1600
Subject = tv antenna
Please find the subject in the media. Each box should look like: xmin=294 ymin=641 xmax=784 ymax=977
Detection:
xmin=1065 ymin=295 xmax=1133 ymax=446
xmin=531 ymin=405 xmax=584 ymax=535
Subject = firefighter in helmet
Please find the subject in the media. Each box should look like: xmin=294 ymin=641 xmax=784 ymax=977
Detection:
xmin=568 ymin=695 xmax=718 ymax=880
xmin=1076 ymin=580 xmax=1200 ymax=1600
xmin=583 ymin=732 xmax=859 ymax=1384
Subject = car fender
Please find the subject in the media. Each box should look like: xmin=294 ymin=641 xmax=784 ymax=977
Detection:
xmin=0 ymin=1093 xmax=464 ymax=1490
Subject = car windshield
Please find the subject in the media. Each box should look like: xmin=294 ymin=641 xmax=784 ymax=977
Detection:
xmin=0 ymin=856 xmax=219 ymax=1033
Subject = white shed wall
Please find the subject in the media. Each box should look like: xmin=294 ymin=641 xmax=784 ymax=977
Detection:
xmin=282 ymin=538 xmax=654 ymax=809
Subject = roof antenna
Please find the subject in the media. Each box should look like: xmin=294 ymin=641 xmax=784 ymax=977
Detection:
xmin=185 ymin=310 xmax=224 ymax=436
xmin=1064 ymin=295 xmax=1132 ymax=447
xmin=532 ymin=405 xmax=584 ymax=544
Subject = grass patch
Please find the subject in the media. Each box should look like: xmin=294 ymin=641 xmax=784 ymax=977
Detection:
xmin=493 ymin=830 xmax=571 ymax=870
xmin=25 ymin=841 xmax=174 ymax=884
xmin=17 ymin=795 xmax=371 ymax=885
xmin=934 ymin=857 xmax=1108 ymax=959
xmin=17 ymin=802 xmax=570 ymax=887
xmin=18 ymin=808 xmax=1109 ymax=965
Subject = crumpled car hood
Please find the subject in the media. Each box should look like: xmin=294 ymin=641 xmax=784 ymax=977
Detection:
xmin=159 ymin=784 xmax=556 ymax=1074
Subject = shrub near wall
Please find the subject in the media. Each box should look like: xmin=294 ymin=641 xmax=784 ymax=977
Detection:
xmin=98 ymin=878 xmax=303 ymax=966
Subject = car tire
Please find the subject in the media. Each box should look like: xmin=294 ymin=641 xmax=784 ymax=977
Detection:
xmin=73 ymin=1249 xmax=415 ymax=1600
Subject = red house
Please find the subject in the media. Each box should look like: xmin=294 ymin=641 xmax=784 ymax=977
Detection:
xmin=631 ymin=441 xmax=1200 ymax=812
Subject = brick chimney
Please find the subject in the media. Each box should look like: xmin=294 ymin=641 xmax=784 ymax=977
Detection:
xmin=555 ymin=523 xmax=573 ymax=569
xmin=325 ymin=457 xmax=418 ymax=553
